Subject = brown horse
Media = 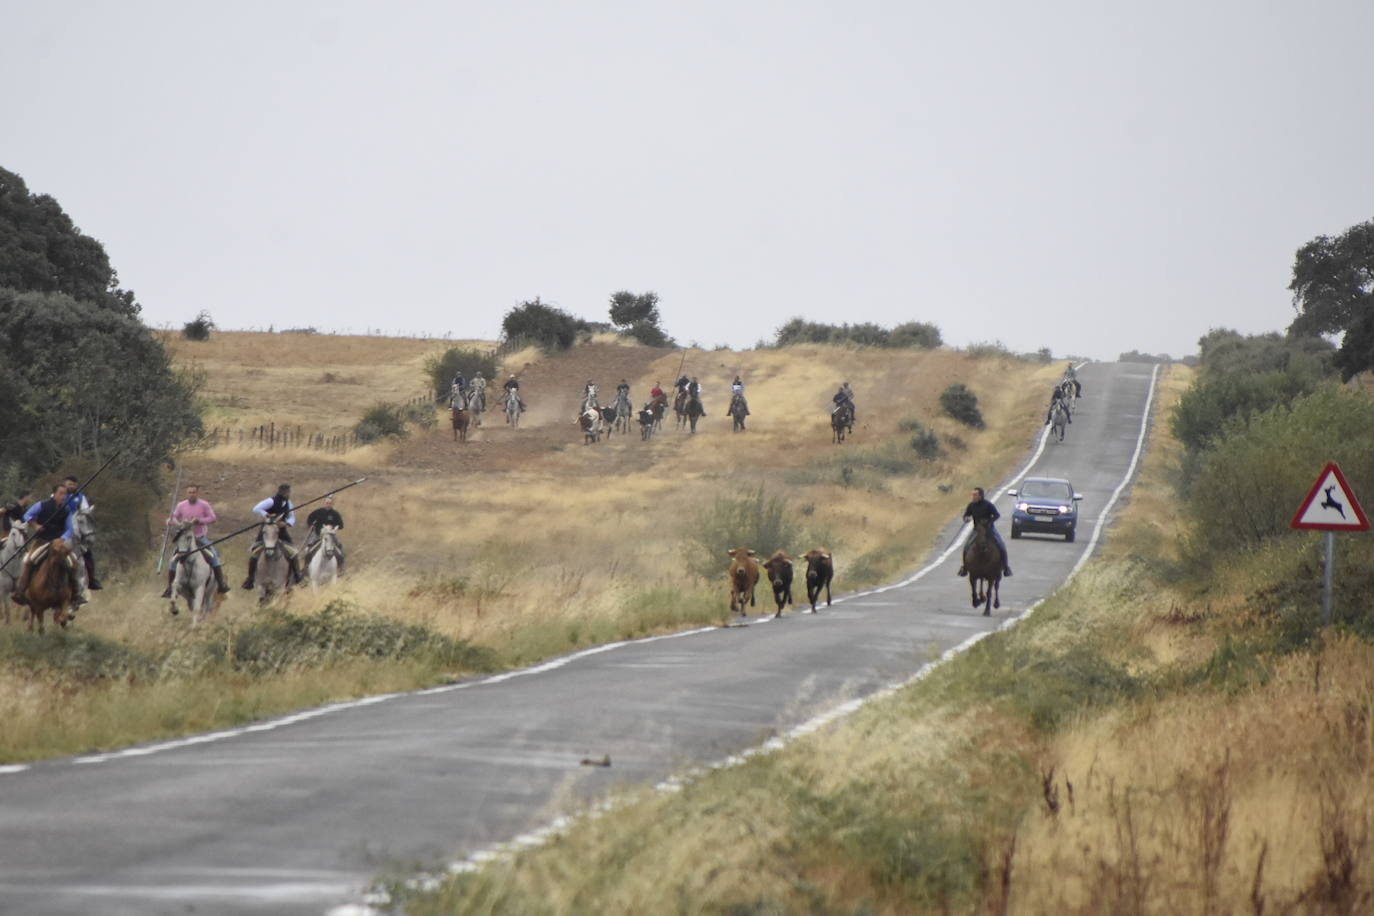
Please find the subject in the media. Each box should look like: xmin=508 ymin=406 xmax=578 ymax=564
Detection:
xmin=963 ymin=517 xmax=1002 ymax=615
xmin=15 ymin=540 xmax=78 ymax=633
xmin=451 ymin=406 xmax=471 ymax=442
xmin=648 ymin=392 xmax=667 ymax=431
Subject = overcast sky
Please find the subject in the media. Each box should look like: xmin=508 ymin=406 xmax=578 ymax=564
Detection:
xmin=5 ymin=1 xmax=1372 ymax=358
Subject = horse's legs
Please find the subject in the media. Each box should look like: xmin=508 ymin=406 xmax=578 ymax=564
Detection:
xmin=992 ymin=579 xmax=1000 ymax=611
xmin=970 ymin=577 xmax=981 ymax=608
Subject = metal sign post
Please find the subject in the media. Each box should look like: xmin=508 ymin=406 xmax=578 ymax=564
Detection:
xmin=1290 ymin=461 xmax=1370 ymax=626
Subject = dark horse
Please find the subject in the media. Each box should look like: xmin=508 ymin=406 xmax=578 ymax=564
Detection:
xmin=674 ymin=389 xmax=691 ymax=429
xmin=963 ymin=517 xmax=1002 ymax=616
xmin=685 ymin=395 xmax=704 ymax=434
xmin=451 ymin=406 xmax=471 ymax=442
xmin=831 ymin=402 xmax=853 ymax=444
xmin=15 ymin=540 xmax=78 ymax=633
xmin=728 ymin=393 xmax=748 ymax=432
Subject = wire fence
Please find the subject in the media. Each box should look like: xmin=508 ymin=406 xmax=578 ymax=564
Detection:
xmin=203 ymin=394 xmax=434 ymax=453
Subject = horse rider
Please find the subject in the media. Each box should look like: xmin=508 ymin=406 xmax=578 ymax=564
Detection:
xmin=675 ymin=374 xmax=690 ymax=395
xmin=470 ymin=372 xmax=487 ymax=410
xmin=62 ymin=475 xmax=102 ymax=589
xmin=1064 ymin=363 xmax=1082 ymax=397
xmin=689 ymin=376 xmax=706 ymax=416
xmin=957 ymin=487 xmax=1013 ymax=578
xmin=1 ymin=488 xmax=33 ymax=538
xmin=583 ymin=380 xmax=599 ymax=410
xmin=243 ymin=483 xmax=304 ymax=589
xmin=304 ymin=495 xmax=346 ymax=577
xmin=833 ymin=383 xmax=854 ymax=420
xmin=160 ymin=483 xmax=231 ymax=597
xmin=503 ymin=373 xmax=526 ymax=412
xmin=1045 ymin=383 xmax=1072 ymax=425
xmin=9 ymin=482 xmax=80 ymax=607
xmin=650 ymin=380 xmax=664 ymax=400
xmin=729 ymin=375 xmax=750 ymax=416
xmin=616 ymin=379 xmax=631 ymax=403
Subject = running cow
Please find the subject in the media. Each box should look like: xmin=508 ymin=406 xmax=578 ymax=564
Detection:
xmin=726 ymin=547 xmax=759 ymax=616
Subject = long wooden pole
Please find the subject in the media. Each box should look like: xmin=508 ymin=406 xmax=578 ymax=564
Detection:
xmin=156 ymin=461 xmax=184 ymax=573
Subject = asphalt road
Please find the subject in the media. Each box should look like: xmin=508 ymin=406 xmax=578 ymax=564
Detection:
xmin=0 ymin=362 xmax=1158 ymax=916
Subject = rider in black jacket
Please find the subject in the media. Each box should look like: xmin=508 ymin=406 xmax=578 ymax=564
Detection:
xmin=957 ymin=487 xmax=1012 ymax=577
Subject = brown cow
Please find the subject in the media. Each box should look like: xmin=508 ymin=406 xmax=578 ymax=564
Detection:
xmin=802 ymin=549 xmax=833 ymax=612
xmin=451 ymin=407 xmax=471 ymax=442
xmin=726 ymin=547 xmax=758 ymax=615
xmin=761 ymin=551 xmax=793 ymax=618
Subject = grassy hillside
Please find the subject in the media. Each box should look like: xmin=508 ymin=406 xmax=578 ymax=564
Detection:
xmin=0 ymin=332 xmax=1055 ymax=762
xmin=398 ymin=365 xmax=1374 ymax=914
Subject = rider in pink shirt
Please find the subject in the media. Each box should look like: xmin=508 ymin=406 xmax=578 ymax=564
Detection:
xmin=161 ymin=484 xmax=230 ymax=597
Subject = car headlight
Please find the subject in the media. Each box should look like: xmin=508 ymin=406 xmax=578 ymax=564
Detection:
xmin=1058 ymin=505 xmax=1071 ymax=513
xmin=1016 ymin=502 xmax=1029 ymax=511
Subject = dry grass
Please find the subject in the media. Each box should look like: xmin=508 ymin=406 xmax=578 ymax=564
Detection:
xmin=0 ymin=334 xmax=1053 ymax=762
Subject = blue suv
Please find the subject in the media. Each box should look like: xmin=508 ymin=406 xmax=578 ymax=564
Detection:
xmin=1008 ymin=477 xmax=1082 ymax=542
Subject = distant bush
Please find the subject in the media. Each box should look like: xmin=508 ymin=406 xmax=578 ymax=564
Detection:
xmin=940 ymin=383 xmax=985 ymax=429
xmin=401 ymin=401 xmax=437 ymax=429
xmin=684 ymin=487 xmax=828 ymax=580
xmin=963 ymin=340 xmax=1013 ymax=360
xmin=906 ymin=421 xmax=942 ymax=460
xmin=354 ymin=403 xmax=409 ymax=442
xmin=181 ymin=310 xmax=214 ymax=341
xmin=423 ymin=347 xmax=499 ymax=402
xmin=502 ymin=298 xmax=597 ymax=352
xmin=280 ymin=327 xmax=318 ymax=335
xmin=1117 ymin=350 xmax=1172 ymax=364
xmin=888 ymin=321 xmax=943 ymax=349
xmin=624 ymin=321 xmax=673 ymax=347
xmin=772 ymin=317 xmax=942 ymax=349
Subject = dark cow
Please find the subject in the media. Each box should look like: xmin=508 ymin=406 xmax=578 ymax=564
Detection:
xmin=802 ymin=549 xmax=833 ymax=612
xmin=638 ymin=407 xmax=655 ymax=441
xmin=726 ymin=547 xmax=758 ymax=615
xmin=761 ymin=551 xmax=793 ymax=618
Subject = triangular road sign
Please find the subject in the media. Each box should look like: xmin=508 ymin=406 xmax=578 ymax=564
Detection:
xmin=1292 ymin=461 xmax=1370 ymax=531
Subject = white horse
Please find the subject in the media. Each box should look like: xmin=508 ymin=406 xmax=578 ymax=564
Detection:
xmin=1050 ymin=400 xmax=1068 ymax=443
xmin=69 ymin=502 xmax=95 ymax=610
xmin=469 ymin=383 xmax=485 ymax=427
xmin=505 ymin=387 xmax=521 ymax=428
xmin=582 ymin=384 xmax=599 ymax=414
xmin=256 ymin=521 xmax=293 ymax=605
xmin=307 ymin=525 xmax=342 ymax=594
xmin=0 ymin=523 xmax=29 ymax=625
xmin=169 ymin=522 xmax=218 ymax=624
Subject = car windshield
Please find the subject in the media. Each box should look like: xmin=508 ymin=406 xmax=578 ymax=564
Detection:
xmin=1021 ymin=481 xmax=1072 ymax=501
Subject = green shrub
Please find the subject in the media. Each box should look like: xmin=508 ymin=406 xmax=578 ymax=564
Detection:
xmin=1183 ymin=387 xmax=1374 ymax=562
xmin=909 ymin=426 xmax=942 ymax=461
xmin=939 ymin=383 xmax=985 ymax=429
xmin=623 ymin=321 xmax=673 ymax=347
xmin=773 ymin=317 xmax=943 ymax=349
xmin=423 ymin=347 xmax=499 ymax=402
xmin=354 ymin=403 xmax=409 ymax=442
xmin=501 ymin=298 xmax=592 ymax=352
xmin=230 ymin=602 xmax=495 ymax=674
xmin=181 ymin=310 xmax=214 ymax=341
xmin=963 ymin=340 xmax=1013 ymax=360
xmin=684 ymin=487 xmax=828 ymax=579
xmin=888 ymin=321 xmax=943 ymax=349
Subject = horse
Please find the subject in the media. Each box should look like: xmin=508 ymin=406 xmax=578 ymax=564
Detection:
xmin=578 ymin=407 xmax=602 ymax=444
xmin=728 ymin=393 xmax=748 ymax=432
xmin=1050 ymin=400 xmax=1068 ymax=443
xmin=648 ymin=392 xmax=667 ymax=431
xmin=963 ymin=517 xmax=1002 ymax=616
xmin=68 ymin=501 xmax=96 ymax=610
xmin=673 ymin=389 xmax=691 ymax=429
xmin=0 ymin=523 xmax=30 ymax=625
xmin=168 ymin=521 xmax=218 ymax=624
xmin=307 ymin=524 xmax=342 ymax=594
xmin=468 ymin=385 xmax=486 ymax=427
xmin=831 ymin=402 xmax=853 ymax=444
xmin=505 ymin=388 xmax=521 ymax=428
xmin=685 ymin=395 xmax=704 ymax=434
xmin=13 ymin=539 xmax=78 ymax=633
xmin=1058 ymin=379 xmax=1076 ymax=416
xmin=613 ymin=390 xmax=632 ymax=434
xmin=255 ymin=521 xmax=293 ymax=605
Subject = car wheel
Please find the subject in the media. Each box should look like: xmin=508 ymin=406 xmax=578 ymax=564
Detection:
xmin=1065 ymin=527 xmax=1075 ymax=543
xmin=1010 ymin=524 xmax=1021 ymax=539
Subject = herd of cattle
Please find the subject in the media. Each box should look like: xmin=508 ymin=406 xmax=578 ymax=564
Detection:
xmin=725 ymin=547 xmax=833 ymax=618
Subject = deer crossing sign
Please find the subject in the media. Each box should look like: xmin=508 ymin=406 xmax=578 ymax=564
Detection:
xmin=1290 ymin=461 xmax=1370 ymax=532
